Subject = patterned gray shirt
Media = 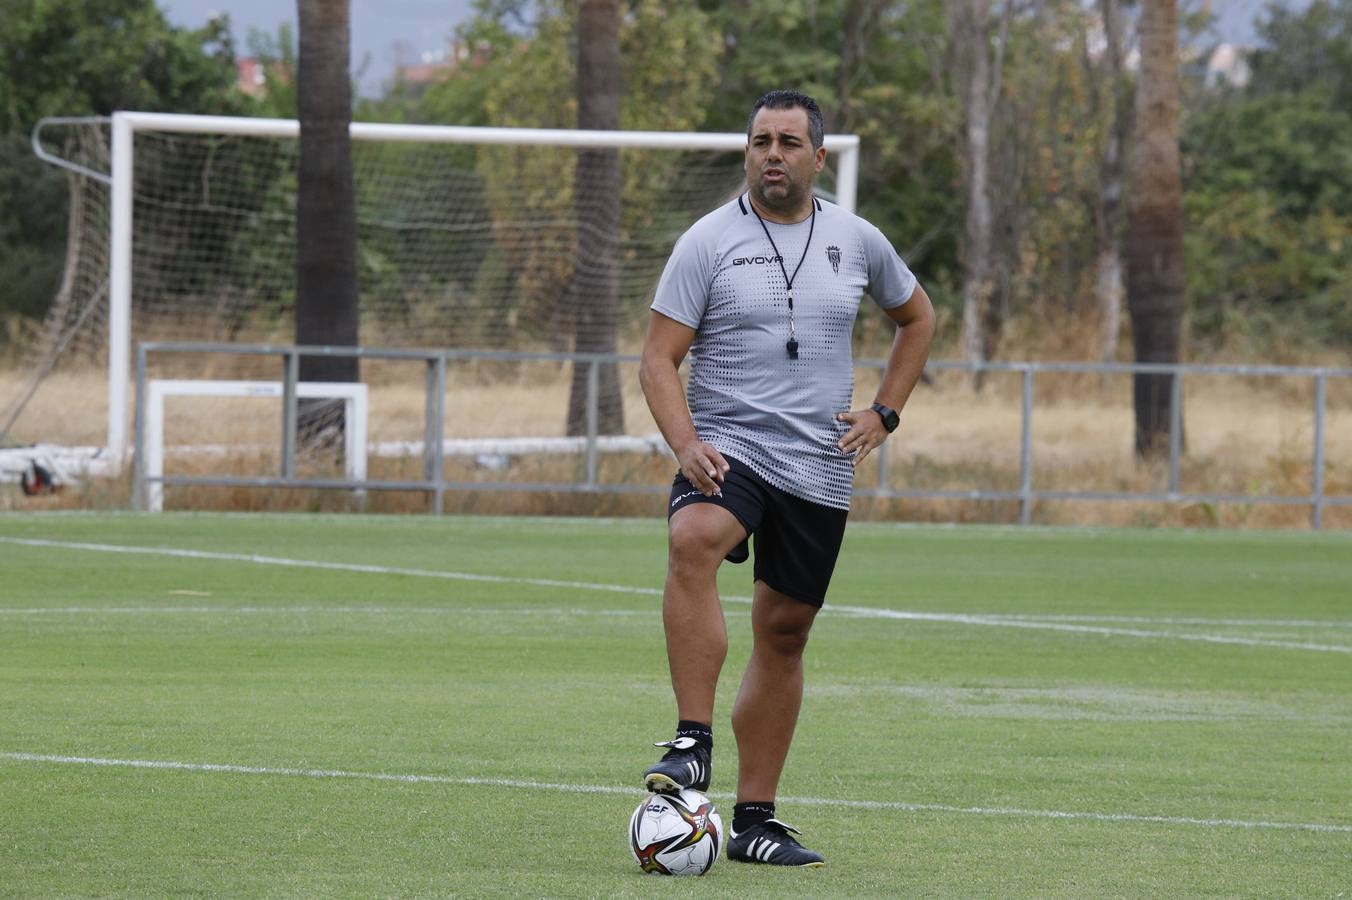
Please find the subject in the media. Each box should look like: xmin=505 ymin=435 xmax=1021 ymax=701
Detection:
xmin=651 ymin=194 xmax=916 ymax=509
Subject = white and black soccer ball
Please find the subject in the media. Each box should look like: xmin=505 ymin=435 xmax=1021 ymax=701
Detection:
xmin=628 ymin=789 xmax=722 ymax=876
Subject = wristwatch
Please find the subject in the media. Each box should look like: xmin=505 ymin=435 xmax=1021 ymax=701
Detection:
xmin=870 ymin=402 xmax=900 ymax=433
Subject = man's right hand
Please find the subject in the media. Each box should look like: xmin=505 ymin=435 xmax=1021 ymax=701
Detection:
xmin=677 ymin=441 xmax=730 ymax=497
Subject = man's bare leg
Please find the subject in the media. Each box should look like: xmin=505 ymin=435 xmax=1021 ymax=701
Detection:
xmin=731 ymin=580 xmax=818 ymax=803
xmin=662 ymin=503 xmax=745 ymax=723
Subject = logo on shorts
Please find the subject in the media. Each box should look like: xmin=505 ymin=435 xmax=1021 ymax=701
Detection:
xmin=826 ymin=245 xmax=841 ymax=275
xmin=670 ymin=489 xmax=702 ymax=509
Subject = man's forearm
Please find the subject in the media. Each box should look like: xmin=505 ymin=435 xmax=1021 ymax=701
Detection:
xmin=640 ymin=358 xmax=699 ymax=454
xmin=875 ymin=319 xmax=934 ymax=414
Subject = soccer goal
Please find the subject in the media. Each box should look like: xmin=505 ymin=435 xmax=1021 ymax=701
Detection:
xmin=17 ymin=112 xmax=860 ymax=464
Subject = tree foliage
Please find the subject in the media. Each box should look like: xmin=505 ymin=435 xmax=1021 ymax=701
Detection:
xmin=0 ymin=0 xmax=244 ymax=346
xmin=1182 ymin=0 xmax=1352 ymax=351
xmin=3 ymin=0 xmax=1351 ymax=361
xmin=0 ymin=0 xmax=241 ymax=132
xmin=701 ymin=0 xmax=962 ymax=342
xmin=417 ymin=0 xmax=722 ymax=347
xmin=1126 ymin=0 xmax=1187 ymax=455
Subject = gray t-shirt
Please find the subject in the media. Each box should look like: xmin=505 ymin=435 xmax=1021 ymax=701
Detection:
xmin=651 ymin=194 xmax=916 ymax=510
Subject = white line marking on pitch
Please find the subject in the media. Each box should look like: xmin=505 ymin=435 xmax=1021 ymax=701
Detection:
xmin=824 ymin=605 xmax=1352 ymax=654
xmin=0 ymin=536 xmax=663 ymax=595
xmin=0 ymin=606 xmax=663 ymax=618
xmin=3 ymin=752 xmax=1348 ymax=836
xmin=991 ymin=614 xmax=1352 ymax=629
xmin=3 ymin=536 xmax=1349 ymax=654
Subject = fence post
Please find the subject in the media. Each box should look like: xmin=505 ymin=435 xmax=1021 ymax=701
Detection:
xmin=1019 ymin=366 xmax=1034 ymax=526
xmin=281 ymin=349 xmax=298 ymax=479
xmin=426 ymin=355 xmax=447 ymax=515
xmin=1168 ymin=369 xmax=1184 ymax=494
xmin=131 ymin=343 xmax=148 ymax=511
xmin=586 ymin=358 xmax=599 ymax=487
xmin=1313 ymin=372 xmax=1327 ymax=530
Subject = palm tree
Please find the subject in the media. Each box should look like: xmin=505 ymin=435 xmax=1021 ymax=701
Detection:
xmin=567 ymin=0 xmax=624 ymax=437
xmin=295 ymin=0 xmax=359 ymax=441
xmin=1125 ymin=0 xmax=1186 ymax=457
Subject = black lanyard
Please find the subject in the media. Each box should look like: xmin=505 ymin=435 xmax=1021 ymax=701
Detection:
xmin=748 ymin=195 xmax=816 ymax=359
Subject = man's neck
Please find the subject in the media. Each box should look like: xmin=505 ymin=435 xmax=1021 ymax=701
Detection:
xmin=747 ymin=192 xmax=815 ymax=225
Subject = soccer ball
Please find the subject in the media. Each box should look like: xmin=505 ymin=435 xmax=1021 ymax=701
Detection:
xmin=628 ymin=789 xmax=722 ymax=876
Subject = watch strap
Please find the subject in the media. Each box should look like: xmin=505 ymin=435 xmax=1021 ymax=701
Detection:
xmin=870 ymin=402 xmax=900 ymax=433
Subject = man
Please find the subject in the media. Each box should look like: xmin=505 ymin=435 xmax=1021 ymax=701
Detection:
xmin=637 ymin=89 xmax=935 ymax=868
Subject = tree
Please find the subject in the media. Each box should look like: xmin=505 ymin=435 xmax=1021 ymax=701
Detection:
xmin=416 ymin=0 xmax=720 ymax=367
xmin=1181 ymin=0 xmax=1352 ymax=351
xmin=568 ymin=0 xmax=623 ymax=436
xmin=295 ymin=0 xmax=360 ymax=437
xmin=244 ymin=23 xmax=300 ymax=119
xmin=1124 ymin=0 xmax=1185 ymax=456
xmin=0 ymin=0 xmax=241 ymax=340
xmin=948 ymin=0 xmax=1008 ymax=378
xmin=1092 ymin=0 xmax=1130 ymax=363
xmin=699 ymin=0 xmax=961 ymax=280
xmin=1248 ymin=0 xmax=1352 ymax=107
xmin=0 ymin=0 xmax=240 ymax=133
xmin=835 ymin=0 xmax=889 ymax=134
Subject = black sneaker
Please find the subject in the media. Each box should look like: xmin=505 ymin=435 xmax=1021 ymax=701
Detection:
xmin=642 ymin=737 xmax=711 ymax=793
xmin=727 ymin=818 xmax=825 ymax=868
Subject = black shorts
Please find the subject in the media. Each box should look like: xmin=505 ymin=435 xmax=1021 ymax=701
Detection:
xmin=667 ymin=456 xmax=848 ymax=608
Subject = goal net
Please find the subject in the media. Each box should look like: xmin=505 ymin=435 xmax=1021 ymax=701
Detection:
xmin=7 ymin=113 xmax=859 ymax=461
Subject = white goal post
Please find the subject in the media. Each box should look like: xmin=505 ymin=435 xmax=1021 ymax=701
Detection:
xmin=100 ymin=112 xmax=861 ymax=462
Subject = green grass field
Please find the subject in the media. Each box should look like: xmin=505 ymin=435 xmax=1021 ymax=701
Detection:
xmin=1 ymin=513 xmax=1349 ymax=897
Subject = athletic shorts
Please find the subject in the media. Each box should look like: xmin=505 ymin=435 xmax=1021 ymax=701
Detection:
xmin=667 ymin=456 xmax=848 ymax=608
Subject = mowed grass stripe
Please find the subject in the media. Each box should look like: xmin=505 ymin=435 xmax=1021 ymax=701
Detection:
xmin=2 ymin=535 xmax=1348 ymax=653
xmin=5 ymin=752 xmax=1349 ymax=836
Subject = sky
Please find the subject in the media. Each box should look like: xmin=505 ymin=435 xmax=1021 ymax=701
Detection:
xmin=158 ymin=0 xmax=1310 ymax=98
xmin=1209 ymin=0 xmax=1314 ymax=41
xmin=161 ymin=0 xmax=478 ymax=96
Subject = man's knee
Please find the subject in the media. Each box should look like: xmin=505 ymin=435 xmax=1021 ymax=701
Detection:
xmin=668 ymin=506 xmax=741 ymax=574
xmin=754 ymin=590 xmax=817 ymax=657
xmin=762 ymin=618 xmax=812 ymax=657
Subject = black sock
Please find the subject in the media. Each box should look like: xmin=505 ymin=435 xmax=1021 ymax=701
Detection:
xmin=676 ymin=720 xmax=712 ymax=751
xmin=733 ymin=801 xmax=775 ymax=832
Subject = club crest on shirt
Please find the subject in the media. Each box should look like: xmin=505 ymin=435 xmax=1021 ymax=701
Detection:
xmin=826 ymin=245 xmax=841 ymax=275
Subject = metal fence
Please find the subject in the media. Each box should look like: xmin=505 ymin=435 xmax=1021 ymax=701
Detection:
xmin=133 ymin=341 xmax=1352 ymax=528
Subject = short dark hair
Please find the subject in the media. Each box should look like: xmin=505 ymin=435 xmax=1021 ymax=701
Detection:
xmin=746 ymin=90 xmax=824 ymax=150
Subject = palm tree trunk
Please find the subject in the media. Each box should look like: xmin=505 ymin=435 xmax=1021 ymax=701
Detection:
xmin=296 ymin=0 xmax=359 ymax=444
xmin=567 ymin=0 xmax=624 ymax=437
xmin=1125 ymin=0 xmax=1186 ymax=457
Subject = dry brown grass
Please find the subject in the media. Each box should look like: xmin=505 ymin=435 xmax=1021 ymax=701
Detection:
xmin=3 ymin=361 xmax=1350 ymax=529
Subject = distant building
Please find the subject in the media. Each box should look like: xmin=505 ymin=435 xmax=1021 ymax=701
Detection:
xmin=1107 ymin=41 xmax=1253 ymax=90
xmin=1204 ymin=43 xmax=1253 ymax=89
xmin=389 ymin=39 xmax=493 ymax=96
xmin=235 ymin=57 xmax=292 ymax=100
xmin=236 ymin=58 xmax=266 ymax=97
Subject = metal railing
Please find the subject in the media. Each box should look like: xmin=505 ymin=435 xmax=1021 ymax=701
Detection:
xmin=862 ymin=358 xmax=1350 ymax=528
xmin=133 ymin=342 xmax=1352 ymax=528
